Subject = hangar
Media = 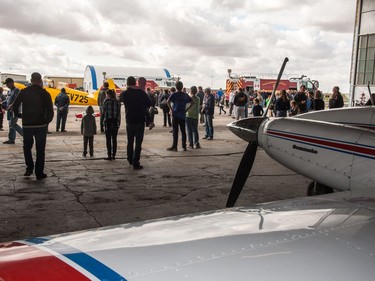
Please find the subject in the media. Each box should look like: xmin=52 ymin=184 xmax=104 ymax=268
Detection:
xmin=350 ymin=0 xmax=375 ymax=105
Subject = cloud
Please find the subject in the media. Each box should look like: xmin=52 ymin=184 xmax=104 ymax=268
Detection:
xmin=0 ymin=0 xmax=357 ymax=92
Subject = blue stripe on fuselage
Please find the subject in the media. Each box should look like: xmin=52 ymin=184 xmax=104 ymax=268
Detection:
xmin=26 ymin=237 xmax=127 ymax=281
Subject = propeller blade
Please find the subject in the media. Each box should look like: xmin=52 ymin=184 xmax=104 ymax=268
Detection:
xmin=226 ymin=141 xmax=258 ymax=208
xmin=263 ymin=57 xmax=289 ymax=117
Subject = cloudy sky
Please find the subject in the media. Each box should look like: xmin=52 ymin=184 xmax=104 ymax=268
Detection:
xmin=0 ymin=0 xmax=356 ymax=92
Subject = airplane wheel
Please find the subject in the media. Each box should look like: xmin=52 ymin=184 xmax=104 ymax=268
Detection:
xmin=307 ymin=182 xmax=334 ymax=196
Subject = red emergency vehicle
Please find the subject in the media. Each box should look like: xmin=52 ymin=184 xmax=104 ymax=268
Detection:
xmin=225 ymin=73 xmax=318 ymax=96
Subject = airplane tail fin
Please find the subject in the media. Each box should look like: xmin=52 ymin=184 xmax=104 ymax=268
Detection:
xmin=106 ymin=78 xmax=117 ymax=90
xmin=92 ymin=78 xmax=119 ymax=100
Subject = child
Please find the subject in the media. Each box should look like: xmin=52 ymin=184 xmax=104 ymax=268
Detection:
xmin=81 ymin=106 xmax=97 ymax=157
xmin=290 ymin=100 xmax=298 ymax=116
xmin=251 ymin=98 xmax=264 ymax=116
xmin=219 ymin=95 xmax=227 ymax=115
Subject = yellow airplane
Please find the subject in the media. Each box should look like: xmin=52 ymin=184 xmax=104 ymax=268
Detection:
xmin=14 ymin=78 xmax=117 ymax=106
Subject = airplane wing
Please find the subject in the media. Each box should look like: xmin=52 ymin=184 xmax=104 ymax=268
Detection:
xmin=1 ymin=191 xmax=375 ymax=281
xmin=13 ymin=82 xmax=118 ymax=107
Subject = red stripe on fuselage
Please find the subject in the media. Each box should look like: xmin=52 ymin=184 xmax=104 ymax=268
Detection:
xmin=267 ymin=130 xmax=375 ymax=157
xmin=357 ymin=125 xmax=375 ymax=130
xmin=0 ymin=242 xmax=90 ymax=281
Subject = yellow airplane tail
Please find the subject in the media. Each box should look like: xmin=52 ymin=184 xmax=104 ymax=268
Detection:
xmin=92 ymin=78 xmax=119 ymax=101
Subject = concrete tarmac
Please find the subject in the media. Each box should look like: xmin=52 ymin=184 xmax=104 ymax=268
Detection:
xmin=0 ymin=106 xmax=309 ymax=242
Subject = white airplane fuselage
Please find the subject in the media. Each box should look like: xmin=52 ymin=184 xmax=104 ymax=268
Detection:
xmin=230 ymin=106 xmax=375 ymax=191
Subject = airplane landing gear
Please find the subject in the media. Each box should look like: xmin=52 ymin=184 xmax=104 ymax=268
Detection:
xmin=307 ymin=181 xmax=334 ymax=196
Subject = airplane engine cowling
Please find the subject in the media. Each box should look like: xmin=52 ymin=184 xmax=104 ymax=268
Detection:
xmin=258 ymin=118 xmax=375 ymax=191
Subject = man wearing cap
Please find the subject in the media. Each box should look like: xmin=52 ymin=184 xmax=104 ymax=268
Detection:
xmin=3 ymin=78 xmax=23 ymax=144
xmin=12 ymin=72 xmax=54 ymax=180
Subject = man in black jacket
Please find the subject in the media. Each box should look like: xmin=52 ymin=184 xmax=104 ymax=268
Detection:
xmin=12 ymin=72 xmax=54 ymax=180
xmin=293 ymin=85 xmax=308 ymax=114
xmin=233 ymin=88 xmax=248 ymax=120
xmin=119 ymin=76 xmax=151 ymax=170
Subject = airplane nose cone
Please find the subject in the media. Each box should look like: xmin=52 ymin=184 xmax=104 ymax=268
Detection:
xmin=227 ymin=117 xmax=268 ymax=143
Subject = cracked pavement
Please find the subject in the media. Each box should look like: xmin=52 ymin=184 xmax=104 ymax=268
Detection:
xmin=0 ymin=106 xmax=308 ymax=242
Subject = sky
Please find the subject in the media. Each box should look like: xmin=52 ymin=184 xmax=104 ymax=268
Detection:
xmin=0 ymin=0 xmax=356 ymax=92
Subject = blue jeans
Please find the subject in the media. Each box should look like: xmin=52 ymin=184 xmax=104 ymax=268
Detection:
xmin=126 ymin=123 xmax=145 ymax=166
xmin=56 ymin=109 xmax=68 ymax=131
xmin=8 ymin=112 xmax=23 ymax=141
xmin=172 ymin=116 xmax=186 ymax=149
xmin=204 ymin=114 xmax=214 ymax=139
xmin=186 ymin=117 xmax=199 ymax=146
xmin=23 ymin=126 xmax=47 ymax=176
xmin=276 ymin=110 xmax=287 ymax=117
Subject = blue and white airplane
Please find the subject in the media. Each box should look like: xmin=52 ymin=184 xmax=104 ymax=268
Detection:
xmin=0 ymin=59 xmax=374 ymax=281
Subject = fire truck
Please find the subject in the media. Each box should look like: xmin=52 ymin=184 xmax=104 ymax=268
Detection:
xmin=225 ymin=69 xmax=319 ymax=96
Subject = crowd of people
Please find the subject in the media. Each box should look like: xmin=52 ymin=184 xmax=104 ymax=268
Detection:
xmin=0 ymin=74 xmax=357 ymax=179
xmin=225 ymin=84 xmax=345 ymax=119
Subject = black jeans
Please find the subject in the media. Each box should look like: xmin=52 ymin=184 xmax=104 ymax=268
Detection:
xmin=83 ymin=136 xmax=94 ymax=156
xmin=56 ymin=109 xmax=68 ymax=131
xmin=105 ymin=119 xmax=119 ymax=157
xmin=0 ymin=111 xmax=3 ymax=129
xmin=162 ymin=107 xmax=171 ymax=126
xmin=219 ymin=105 xmax=226 ymax=114
xmin=23 ymin=126 xmax=47 ymax=176
xmin=126 ymin=123 xmax=145 ymax=166
xmin=172 ymin=116 xmax=187 ymax=149
xmin=99 ymin=106 xmax=105 ymax=132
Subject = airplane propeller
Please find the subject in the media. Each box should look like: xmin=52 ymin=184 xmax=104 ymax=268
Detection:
xmin=226 ymin=140 xmax=258 ymax=208
xmin=226 ymin=57 xmax=289 ymax=208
